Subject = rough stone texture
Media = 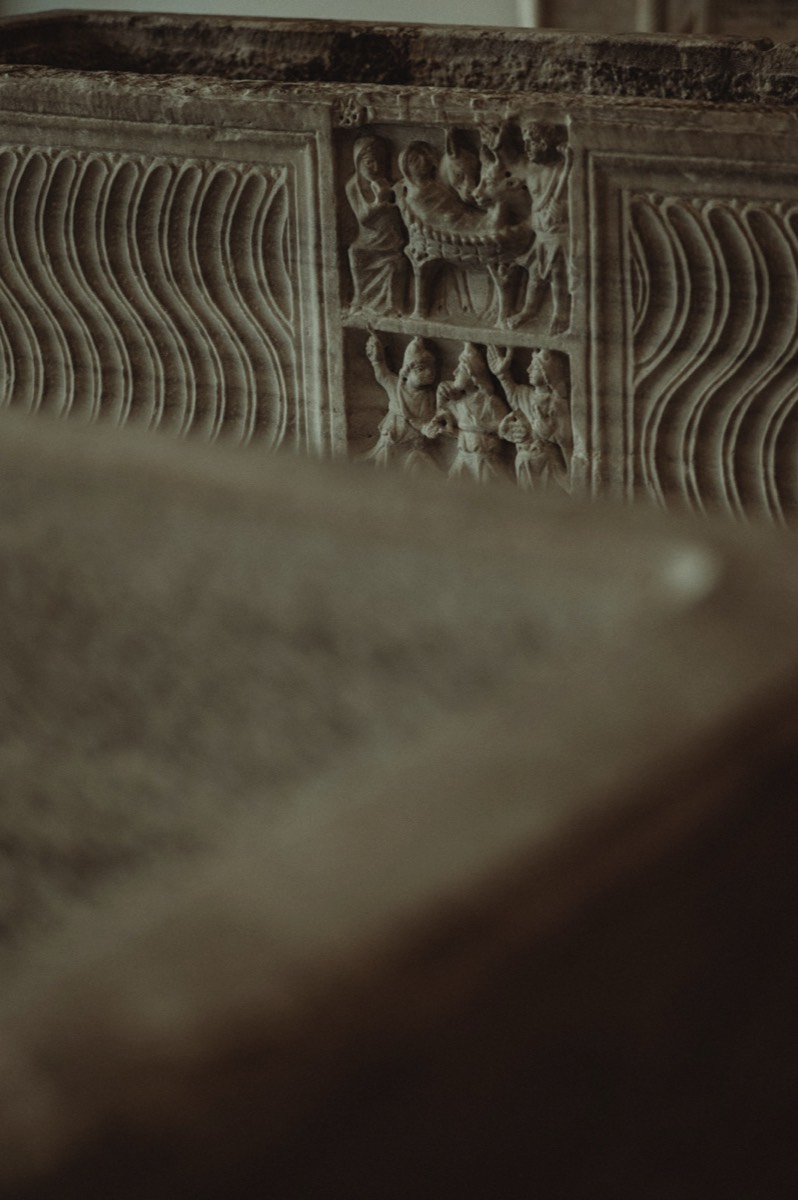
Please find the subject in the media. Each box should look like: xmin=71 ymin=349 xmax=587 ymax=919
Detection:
xmin=0 ymin=12 xmax=791 ymax=100
xmin=1 ymin=413 xmax=798 ymax=1197
xmin=3 ymin=13 xmax=798 ymax=521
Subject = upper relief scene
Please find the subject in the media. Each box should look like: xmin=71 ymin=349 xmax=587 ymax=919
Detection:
xmin=342 ymin=120 xmax=573 ymax=338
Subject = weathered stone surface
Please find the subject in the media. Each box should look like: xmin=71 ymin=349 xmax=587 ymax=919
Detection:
xmin=0 ymin=12 xmax=790 ymax=99
xmin=1 ymin=413 xmax=798 ymax=1197
xmin=2 ymin=14 xmax=798 ymax=519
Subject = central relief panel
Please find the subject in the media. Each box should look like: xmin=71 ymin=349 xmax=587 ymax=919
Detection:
xmin=336 ymin=118 xmax=576 ymax=492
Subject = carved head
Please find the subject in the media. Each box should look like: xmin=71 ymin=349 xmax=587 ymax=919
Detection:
xmin=441 ymin=132 xmax=480 ymax=205
xmin=399 ymin=141 xmax=439 ymax=186
xmin=477 ymin=122 xmax=504 ymax=152
xmin=473 ymin=122 xmax=528 ymax=210
xmin=400 ymin=338 xmax=436 ymax=388
xmin=477 ymin=120 xmax=523 ymax=159
xmin=473 ymin=141 xmax=528 ymax=209
xmin=353 ymin=136 xmax=388 ymax=182
xmin=454 ymin=342 xmax=491 ymax=391
xmin=528 ymin=348 xmax=568 ymax=395
xmin=521 ymin=122 xmax=567 ymax=165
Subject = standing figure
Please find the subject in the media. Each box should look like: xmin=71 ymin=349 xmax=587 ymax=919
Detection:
xmin=424 ymin=342 xmax=509 ymax=483
xmin=471 ymin=123 xmax=533 ymax=327
xmin=510 ymin=123 xmax=573 ymax=335
xmin=365 ymin=334 xmax=438 ymax=475
xmin=488 ymin=345 xmax=572 ymax=492
xmin=346 ymin=136 xmax=406 ymax=316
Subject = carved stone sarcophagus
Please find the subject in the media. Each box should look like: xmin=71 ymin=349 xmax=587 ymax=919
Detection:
xmin=3 ymin=12 xmax=798 ymax=520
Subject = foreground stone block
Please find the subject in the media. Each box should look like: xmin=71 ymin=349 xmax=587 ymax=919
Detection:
xmin=0 ymin=414 xmax=798 ymax=1197
xmin=2 ymin=14 xmax=798 ymax=519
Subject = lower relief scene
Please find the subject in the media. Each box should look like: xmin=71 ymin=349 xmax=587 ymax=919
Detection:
xmin=345 ymin=328 xmax=573 ymax=493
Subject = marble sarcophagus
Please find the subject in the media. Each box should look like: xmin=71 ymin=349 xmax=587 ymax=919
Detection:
xmin=2 ymin=12 xmax=798 ymax=520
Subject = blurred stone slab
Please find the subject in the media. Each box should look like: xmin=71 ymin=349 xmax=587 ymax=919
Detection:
xmin=714 ymin=0 xmax=798 ymax=37
xmin=0 ymin=413 xmax=798 ymax=1197
xmin=530 ymin=0 xmax=798 ymax=37
xmin=2 ymin=15 xmax=798 ymax=517
xmin=676 ymin=0 xmax=798 ymax=37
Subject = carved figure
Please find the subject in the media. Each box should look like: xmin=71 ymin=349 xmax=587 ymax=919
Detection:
xmin=472 ymin=121 xmax=533 ymax=324
xmin=396 ymin=137 xmax=533 ymax=321
xmin=439 ymin=129 xmax=480 ymax=206
xmin=365 ymin=333 xmax=438 ymax=474
xmin=424 ymin=342 xmax=509 ymax=483
xmin=346 ymin=136 xmax=406 ymax=316
xmin=488 ymin=345 xmax=572 ymax=491
xmin=397 ymin=139 xmax=479 ymax=230
xmin=435 ymin=130 xmax=482 ymax=315
xmin=510 ymin=122 xmax=573 ymax=335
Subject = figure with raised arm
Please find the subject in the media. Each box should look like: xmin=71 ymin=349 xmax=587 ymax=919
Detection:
xmin=488 ymin=344 xmax=572 ymax=492
xmin=365 ymin=333 xmax=438 ymax=474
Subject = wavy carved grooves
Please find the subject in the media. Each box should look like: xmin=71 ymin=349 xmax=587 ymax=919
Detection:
xmin=630 ymin=194 xmax=798 ymax=523
xmin=0 ymin=146 xmax=296 ymax=447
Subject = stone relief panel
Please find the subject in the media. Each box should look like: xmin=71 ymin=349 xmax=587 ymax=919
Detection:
xmin=347 ymin=326 xmax=573 ymax=491
xmin=8 ymin=20 xmax=798 ymax=524
xmin=338 ymin=111 xmax=579 ymax=494
xmin=627 ymin=193 xmax=798 ymax=523
xmin=340 ymin=120 xmax=573 ymax=337
xmin=0 ymin=143 xmax=320 ymax=450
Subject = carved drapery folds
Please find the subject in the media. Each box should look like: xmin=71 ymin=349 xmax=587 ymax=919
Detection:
xmin=364 ymin=332 xmax=438 ymax=474
xmin=424 ymin=342 xmax=510 ymax=484
xmin=346 ymin=137 xmax=407 ymax=318
xmin=489 ymin=344 xmax=572 ymax=491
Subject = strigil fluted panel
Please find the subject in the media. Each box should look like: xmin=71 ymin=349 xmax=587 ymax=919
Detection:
xmin=0 ymin=145 xmax=297 ymax=447
xmin=630 ymin=194 xmax=798 ymax=523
